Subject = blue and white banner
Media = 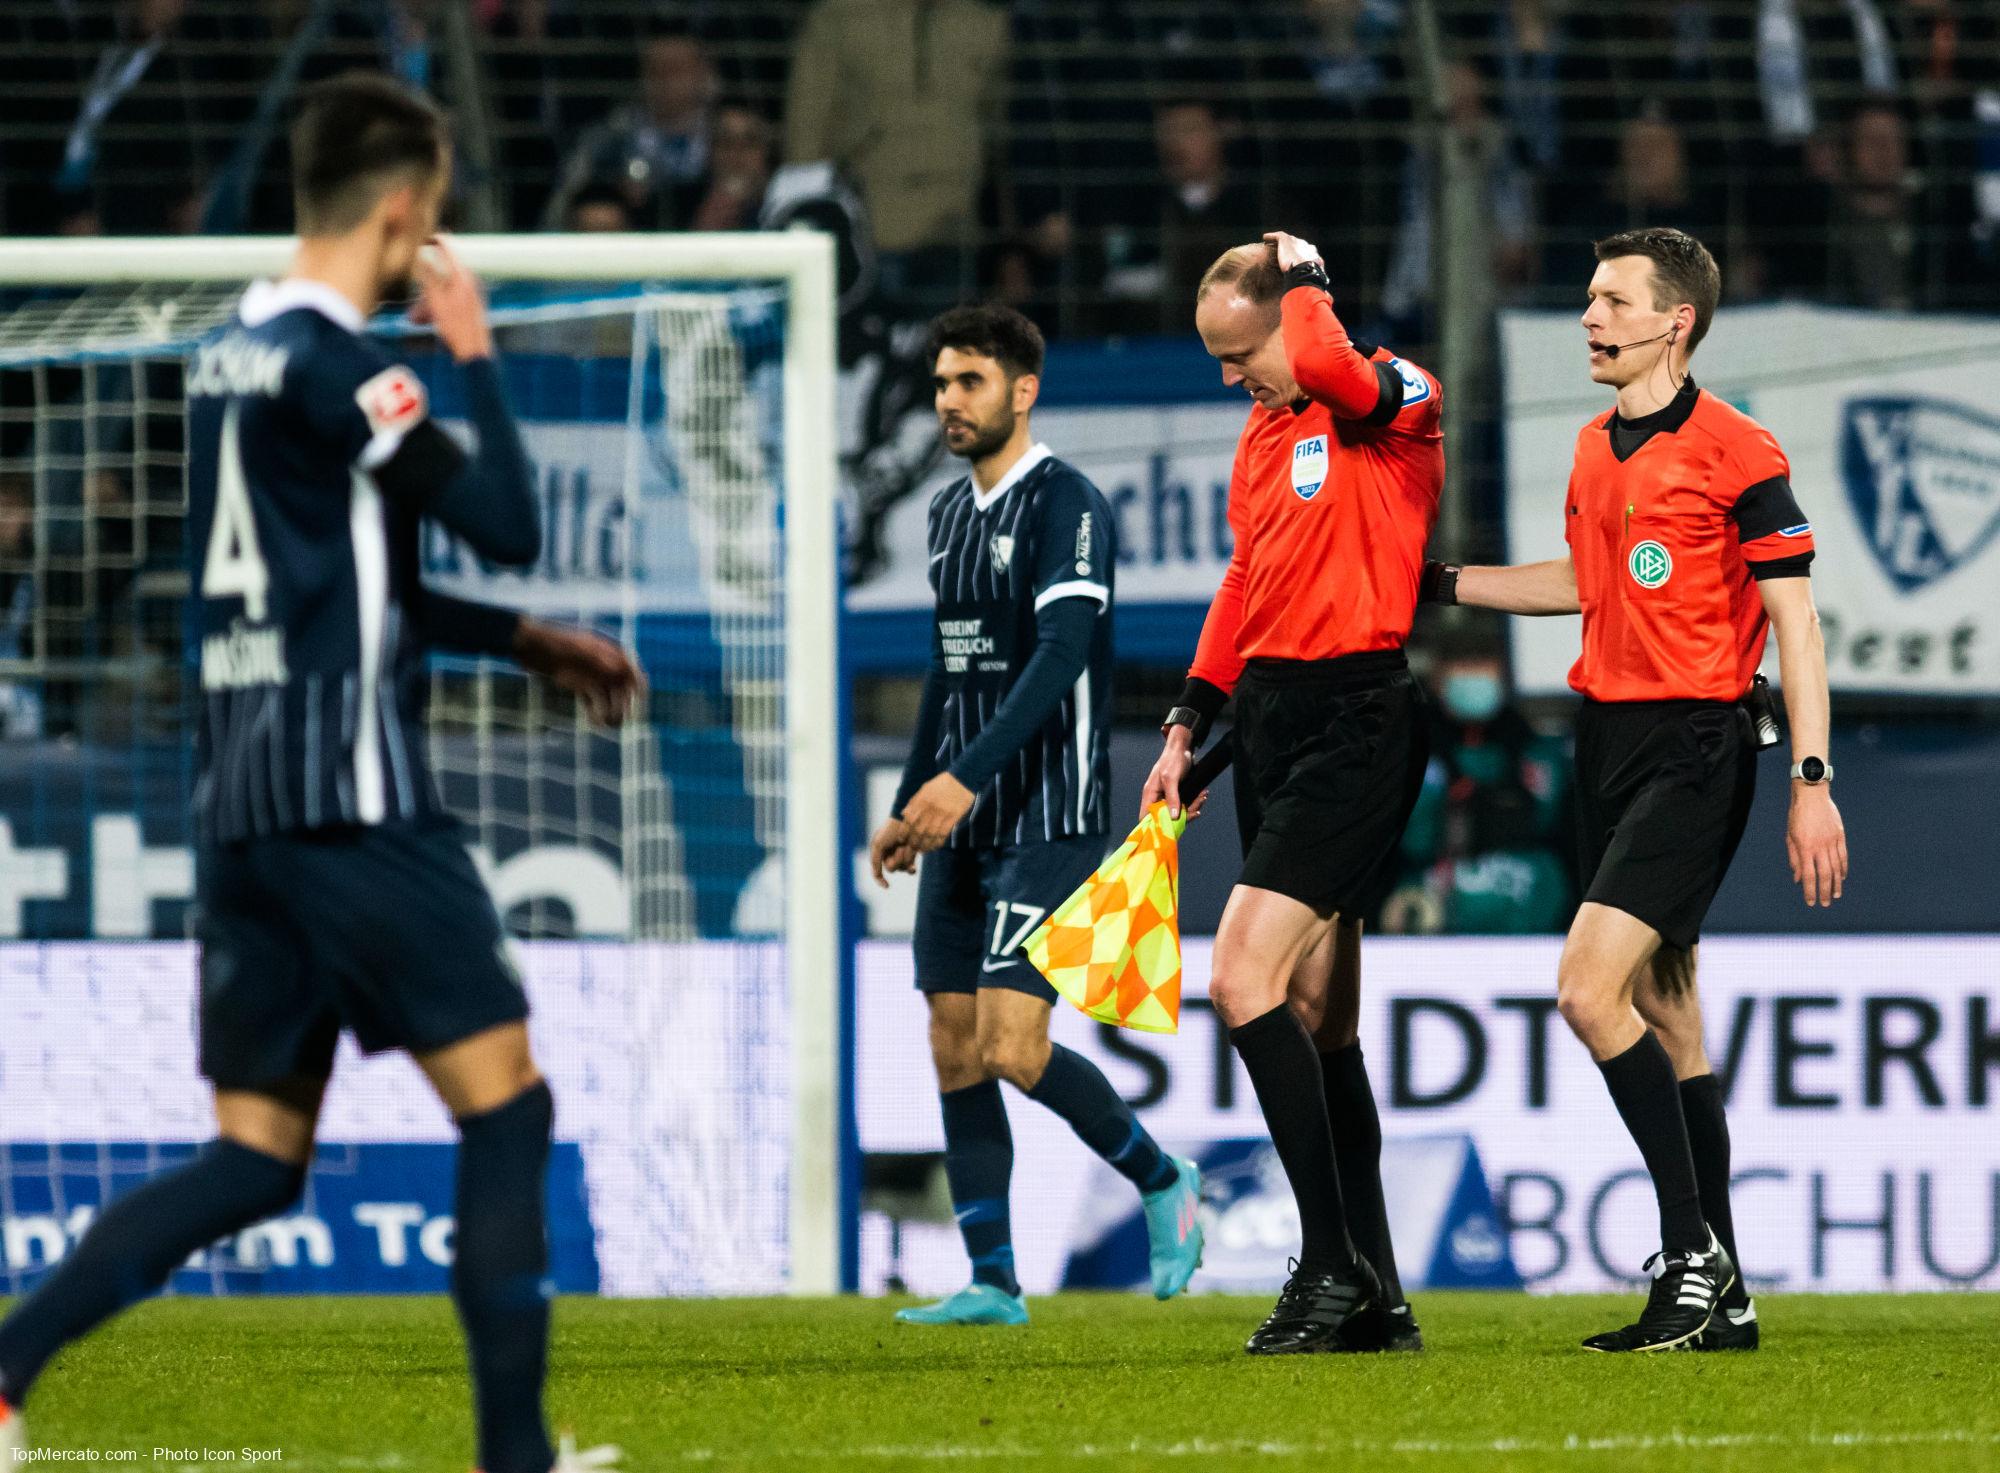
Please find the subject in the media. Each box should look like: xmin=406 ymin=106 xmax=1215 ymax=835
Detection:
xmin=1503 ymin=305 xmax=2000 ymax=696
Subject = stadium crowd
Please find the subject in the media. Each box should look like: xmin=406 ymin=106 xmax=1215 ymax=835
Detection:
xmin=4 ymin=0 xmax=1999 ymax=333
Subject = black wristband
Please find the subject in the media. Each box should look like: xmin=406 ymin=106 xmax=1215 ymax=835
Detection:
xmin=1419 ymin=560 xmax=1460 ymax=606
xmin=1282 ymin=259 xmax=1331 ymax=294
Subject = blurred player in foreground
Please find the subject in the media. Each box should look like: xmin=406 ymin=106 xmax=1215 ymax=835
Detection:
xmin=1424 ymin=226 xmax=1847 ymax=1352
xmin=1144 ymin=234 xmax=1444 ymax=1354
xmin=869 ymin=305 xmax=1203 ymax=1325
xmin=0 ymin=75 xmax=636 ymax=1470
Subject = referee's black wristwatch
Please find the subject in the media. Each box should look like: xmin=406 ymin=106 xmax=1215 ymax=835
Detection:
xmin=1789 ymin=756 xmax=1833 ymax=785
xmin=1163 ymin=677 xmax=1228 ymax=746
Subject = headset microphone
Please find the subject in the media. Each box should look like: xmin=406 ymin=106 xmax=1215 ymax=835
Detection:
xmin=1600 ymin=323 xmax=1680 ymax=359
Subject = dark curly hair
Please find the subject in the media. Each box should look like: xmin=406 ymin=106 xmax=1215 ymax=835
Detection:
xmin=925 ymin=304 xmax=1045 ymax=380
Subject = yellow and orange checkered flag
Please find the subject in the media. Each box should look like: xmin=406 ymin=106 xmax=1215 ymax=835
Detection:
xmin=1023 ymin=738 xmax=1232 ymax=1034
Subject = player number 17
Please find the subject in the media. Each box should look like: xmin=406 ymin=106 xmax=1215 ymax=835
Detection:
xmin=989 ymin=902 xmax=1046 ymax=959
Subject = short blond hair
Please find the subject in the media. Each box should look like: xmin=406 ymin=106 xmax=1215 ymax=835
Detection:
xmin=1196 ymin=241 xmax=1285 ymax=308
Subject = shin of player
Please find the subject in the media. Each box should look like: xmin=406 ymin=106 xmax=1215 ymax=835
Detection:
xmin=869 ymin=306 xmax=1202 ymax=1326
xmin=0 ymin=76 xmax=637 ymax=1471
xmin=1143 ymin=233 xmax=1442 ymax=1354
xmin=1424 ymin=226 xmax=1848 ymax=1353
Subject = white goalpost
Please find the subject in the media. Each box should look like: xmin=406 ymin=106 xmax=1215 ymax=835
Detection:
xmin=0 ymin=233 xmax=847 ymax=1296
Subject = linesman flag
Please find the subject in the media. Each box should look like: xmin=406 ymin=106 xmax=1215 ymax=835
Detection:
xmin=1024 ymin=738 xmax=1233 ymax=1034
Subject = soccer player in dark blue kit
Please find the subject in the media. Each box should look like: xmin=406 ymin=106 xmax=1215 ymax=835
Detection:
xmin=0 ymin=75 xmax=635 ymax=1471
xmin=868 ymin=305 xmax=1203 ymax=1326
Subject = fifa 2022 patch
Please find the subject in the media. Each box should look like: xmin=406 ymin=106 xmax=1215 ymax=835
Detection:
xmin=1628 ymin=539 xmax=1673 ymax=588
xmin=1291 ymin=434 xmax=1329 ymax=500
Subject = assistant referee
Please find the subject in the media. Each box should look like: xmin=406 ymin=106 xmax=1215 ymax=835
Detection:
xmin=1426 ymin=227 xmax=1848 ymax=1354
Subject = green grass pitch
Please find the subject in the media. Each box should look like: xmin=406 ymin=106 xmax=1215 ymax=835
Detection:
xmin=7 ymin=1293 xmax=1998 ymax=1472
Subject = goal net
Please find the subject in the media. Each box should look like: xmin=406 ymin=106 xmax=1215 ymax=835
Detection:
xmin=0 ymin=235 xmax=845 ymax=1296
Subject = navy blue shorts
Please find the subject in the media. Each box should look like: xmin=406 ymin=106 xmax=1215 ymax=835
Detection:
xmin=912 ymin=834 xmax=1107 ymax=1003
xmin=194 ymin=818 xmax=529 ymax=1091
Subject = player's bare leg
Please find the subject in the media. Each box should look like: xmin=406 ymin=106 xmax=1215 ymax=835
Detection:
xmin=1560 ymin=904 xmax=1733 ymax=1351
xmin=975 ymin=989 xmax=1202 ymax=1299
xmin=1286 ymin=917 xmax=1419 ymax=1351
xmin=1211 ymin=885 xmax=1380 ymax=1353
xmin=416 ymin=1022 xmax=610 ymax=1473
xmin=1633 ymin=947 xmax=1757 ymax=1350
xmin=0 ymin=1079 xmax=323 ymax=1443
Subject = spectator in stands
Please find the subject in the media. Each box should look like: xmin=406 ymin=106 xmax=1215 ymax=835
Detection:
xmin=1382 ymin=60 xmax=1532 ymax=343
xmin=1380 ymin=620 xmax=1573 ymax=936
xmin=1542 ymin=106 xmax=1724 ymax=292
xmin=785 ymin=0 xmax=1008 ymax=312
xmin=686 ymin=102 xmax=778 ymax=233
xmin=1826 ymin=97 xmax=1921 ymax=309
xmin=565 ymin=182 xmax=632 ymax=233
xmin=0 ymin=474 xmax=40 ymax=741
xmin=50 ymin=0 xmax=244 ymax=235
xmin=1098 ymin=100 xmax=1262 ymax=333
xmin=543 ymin=18 xmax=720 ymax=230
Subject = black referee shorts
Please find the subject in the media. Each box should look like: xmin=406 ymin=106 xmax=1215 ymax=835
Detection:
xmin=1575 ymin=698 xmax=1758 ymax=950
xmin=1233 ymin=651 xmax=1429 ymax=918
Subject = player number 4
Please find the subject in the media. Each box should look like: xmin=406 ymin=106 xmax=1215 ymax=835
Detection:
xmin=989 ymin=902 xmax=1045 ymax=959
xmin=201 ymin=402 xmax=272 ymax=622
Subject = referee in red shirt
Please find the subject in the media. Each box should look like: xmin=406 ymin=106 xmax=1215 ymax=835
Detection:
xmin=1426 ymin=227 xmax=1848 ymax=1353
xmin=1143 ymin=233 xmax=1444 ymax=1354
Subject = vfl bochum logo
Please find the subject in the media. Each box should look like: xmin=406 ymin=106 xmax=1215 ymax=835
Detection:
xmin=1841 ymin=396 xmax=2000 ymax=594
xmin=1292 ymin=435 xmax=1329 ymax=500
xmin=1628 ymin=540 xmax=1672 ymax=588
xmin=990 ymin=533 xmax=1015 ymax=574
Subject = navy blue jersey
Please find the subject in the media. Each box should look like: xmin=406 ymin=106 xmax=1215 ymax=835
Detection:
xmin=926 ymin=445 xmax=1115 ymax=847
xmin=186 ymin=279 xmax=484 ymax=845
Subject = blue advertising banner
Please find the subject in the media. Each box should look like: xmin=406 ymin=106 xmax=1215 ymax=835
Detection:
xmin=1 ymin=1142 xmax=600 ymax=1296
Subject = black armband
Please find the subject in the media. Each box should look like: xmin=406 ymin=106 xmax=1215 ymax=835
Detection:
xmin=1419 ymin=561 xmax=1461 ymax=605
xmin=1747 ymin=550 xmax=1814 ymax=580
xmin=1283 ymin=259 xmax=1331 ymax=295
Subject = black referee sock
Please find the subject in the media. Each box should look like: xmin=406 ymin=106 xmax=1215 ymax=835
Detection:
xmin=1026 ymin=1043 xmax=1178 ymax=1194
xmin=453 ymin=1082 xmax=556 ymax=1473
xmin=1320 ymin=1043 xmax=1404 ymax=1305
xmin=1679 ymin=1073 xmax=1748 ymax=1307
xmin=0 ymin=1139 xmax=304 ymax=1404
xmin=1595 ymin=1034 xmax=1707 ymax=1256
xmin=939 ymin=1081 xmax=1020 ymax=1296
xmin=1230 ymin=1003 xmax=1356 ymax=1276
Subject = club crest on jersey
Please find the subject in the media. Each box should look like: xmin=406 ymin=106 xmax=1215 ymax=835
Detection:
xmin=1628 ymin=540 xmax=1673 ymax=588
xmin=990 ymin=533 xmax=1016 ymax=573
xmin=1291 ymin=434 xmax=1329 ymax=500
xmin=1841 ymin=396 xmax=2000 ymax=594
xmin=354 ymin=366 xmax=427 ymax=438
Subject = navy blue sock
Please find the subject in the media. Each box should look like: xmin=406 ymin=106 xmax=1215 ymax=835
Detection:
xmin=1026 ymin=1043 xmax=1178 ymax=1194
xmin=453 ymin=1082 xmax=556 ymax=1473
xmin=939 ymin=1081 xmax=1017 ymax=1295
xmin=0 ymin=1140 xmax=304 ymax=1404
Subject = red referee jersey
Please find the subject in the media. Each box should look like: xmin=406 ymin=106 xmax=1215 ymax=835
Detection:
xmin=1567 ymin=382 xmax=1816 ymax=702
xmin=1189 ymin=287 xmax=1444 ymax=691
